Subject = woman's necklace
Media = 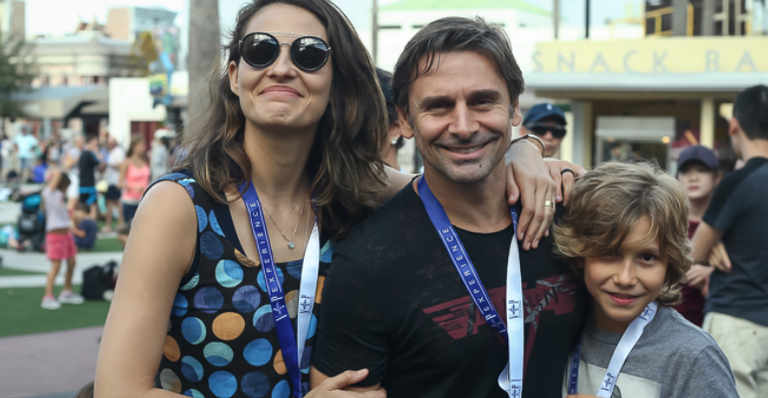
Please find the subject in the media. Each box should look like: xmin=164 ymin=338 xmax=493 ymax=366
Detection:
xmin=263 ymin=200 xmax=305 ymax=249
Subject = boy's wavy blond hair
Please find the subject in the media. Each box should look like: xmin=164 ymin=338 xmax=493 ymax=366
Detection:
xmin=553 ymin=161 xmax=692 ymax=306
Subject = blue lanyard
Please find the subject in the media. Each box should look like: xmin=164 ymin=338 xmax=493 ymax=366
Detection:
xmin=241 ymin=182 xmax=320 ymax=398
xmin=568 ymin=302 xmax=658 ymax=397
xmin=417 ymin=176 xmax=524 ymax=397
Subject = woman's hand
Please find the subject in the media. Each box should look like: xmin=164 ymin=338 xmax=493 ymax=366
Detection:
xmin=543 ymin=159 xmax=587 ymax=206
xmin=306 ymin=369 xmax=386 ymax=398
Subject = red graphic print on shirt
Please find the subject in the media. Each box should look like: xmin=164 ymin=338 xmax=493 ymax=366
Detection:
xmin=423 ymin=273 xmax=580 ymax=370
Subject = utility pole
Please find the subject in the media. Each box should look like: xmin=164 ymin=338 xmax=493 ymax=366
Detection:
xmin=372 ymin=0 xmax=379 ymax=65
xmin=188 ymin=0 xmax=220 ymax=124
xmin=585 ymin=0 xmax=591 ymax=39
xmin=554 ymin=0 xmax=560 ymax=39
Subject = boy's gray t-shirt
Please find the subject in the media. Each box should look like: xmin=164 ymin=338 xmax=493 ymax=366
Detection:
xmin=561 ymin=306 xmax=738 ymax=398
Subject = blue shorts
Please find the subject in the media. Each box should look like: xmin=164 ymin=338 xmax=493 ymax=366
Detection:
xmin=79 ymin=186 xmax=97 ymax=206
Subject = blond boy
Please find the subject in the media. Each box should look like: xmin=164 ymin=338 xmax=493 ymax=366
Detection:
xmin=554 ymin=162 xmax=737 ymax=398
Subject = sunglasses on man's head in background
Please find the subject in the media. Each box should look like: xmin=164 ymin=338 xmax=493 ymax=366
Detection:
xmin=239 ymin=32 xmax=332 ymax=72
xmin=525 ymin=122 xmax=566 ymax=139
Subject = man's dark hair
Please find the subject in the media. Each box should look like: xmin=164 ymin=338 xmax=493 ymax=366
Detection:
xmin=733 ymin=85 xmax=768 ymax=140
xmin=392 ymin=16 xmax=524 ymax=116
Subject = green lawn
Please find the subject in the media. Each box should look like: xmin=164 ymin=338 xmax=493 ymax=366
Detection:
xmin=0 ymin=267 xmax=44 ymax=277
xmin=0 ymin=285 xmax=111 ymax=338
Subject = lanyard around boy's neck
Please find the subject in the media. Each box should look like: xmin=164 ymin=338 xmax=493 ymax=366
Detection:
xmin=240 ymin=182 xmax=320 ymax=398
xmin=568 ymin=301 xmax=658 ymax=397
xmin=416 ymin=176 xmax=525 ymax=398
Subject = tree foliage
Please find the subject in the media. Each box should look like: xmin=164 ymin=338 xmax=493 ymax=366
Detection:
xmin=128 ymin=31 xmax=157 ymax=77
xmin=0 ymin=33 xmax=37 ymax=118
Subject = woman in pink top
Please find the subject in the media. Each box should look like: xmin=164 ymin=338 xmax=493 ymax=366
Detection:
xmin=119 ymin=135 xmax=150 ymax=224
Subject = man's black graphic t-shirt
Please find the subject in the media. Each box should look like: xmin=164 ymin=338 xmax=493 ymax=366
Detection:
xmin=313 ymin=183 xmax=587 ymax=398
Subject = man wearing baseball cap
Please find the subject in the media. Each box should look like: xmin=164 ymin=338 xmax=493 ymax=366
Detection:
xmin=521 ymin=103 xmax=566 ymax=158
xmin=674 ymin=145 xmax=721 ymax=327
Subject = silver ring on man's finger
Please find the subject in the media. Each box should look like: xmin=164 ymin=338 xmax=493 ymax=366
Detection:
xmin=544 ymin=200 xmax=555 ymax=208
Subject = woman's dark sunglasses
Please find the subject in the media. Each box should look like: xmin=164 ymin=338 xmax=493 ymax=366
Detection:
xmin=238 ymin=32 xmax=332 ymax=72
xmin=525 ymin=122 xmax=567 ymax=139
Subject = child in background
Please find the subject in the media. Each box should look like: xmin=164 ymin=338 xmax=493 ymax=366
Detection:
xmin=72 ymin=201 xmax=98 ymax=250
xmin=554 ymin=162 xmax=737 ymax=398
xmin=41 ymin=170 xmax=84 ymax=310
xmin=674 ymin=146 xmax=721 ymax=326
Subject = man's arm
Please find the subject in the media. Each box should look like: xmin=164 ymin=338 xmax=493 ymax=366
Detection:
xmin=690 ymin=222 xmax=724 ymax=269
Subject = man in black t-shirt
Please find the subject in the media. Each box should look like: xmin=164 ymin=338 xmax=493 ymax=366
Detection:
xmin=311 ymin=17 xmax=587 ymax=398
xmin=78 ymin=135 xmax=104 ymax=217
xmin=691 ymin=85 xmax=768 ymax=397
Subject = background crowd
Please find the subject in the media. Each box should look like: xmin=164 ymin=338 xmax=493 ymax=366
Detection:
xmin=0 ymin=127 xmax=181 ymax=309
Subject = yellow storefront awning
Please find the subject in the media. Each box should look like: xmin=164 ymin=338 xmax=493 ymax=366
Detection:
xmin=526 ymin=36 xmax=768 ymax=99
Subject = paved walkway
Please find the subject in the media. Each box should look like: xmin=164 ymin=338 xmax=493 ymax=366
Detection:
xmin=0 ymin=198 xmax=120 ymax=398
xmin=0 ymin=327 xmax=102 ymax=398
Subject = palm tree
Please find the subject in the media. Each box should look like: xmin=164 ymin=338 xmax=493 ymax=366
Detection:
xmin=188 ymin=0 xmax=220 ymax=122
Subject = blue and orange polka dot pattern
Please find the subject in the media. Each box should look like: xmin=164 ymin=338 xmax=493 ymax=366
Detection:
xmin=152 ymin=173 xmax=331 ymax=398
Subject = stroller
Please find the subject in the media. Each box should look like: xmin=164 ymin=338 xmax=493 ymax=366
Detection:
xmin=17 ymin=191 xmax=46 ymax=252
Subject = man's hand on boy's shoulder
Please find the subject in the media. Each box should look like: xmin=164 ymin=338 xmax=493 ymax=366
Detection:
xmin=544 ymin=158 xmax=587 ymax=206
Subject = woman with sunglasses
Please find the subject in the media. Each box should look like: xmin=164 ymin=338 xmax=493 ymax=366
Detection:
xmin=95 ymin=1 xmax=568 ymax=398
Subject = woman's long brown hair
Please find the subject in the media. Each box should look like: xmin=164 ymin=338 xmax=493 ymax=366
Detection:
xmin=177 ymin=0 xmax=388 ymax=240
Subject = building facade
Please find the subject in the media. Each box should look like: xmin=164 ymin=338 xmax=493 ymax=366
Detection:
xmin=526 ymin=0 xmax=768 ymax=172
xmin=105 ymin=6 xmax=178 ymax=43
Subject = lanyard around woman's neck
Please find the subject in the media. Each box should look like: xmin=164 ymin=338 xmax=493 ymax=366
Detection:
xmin=239 ymin=181 xmax=320 ymax=398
